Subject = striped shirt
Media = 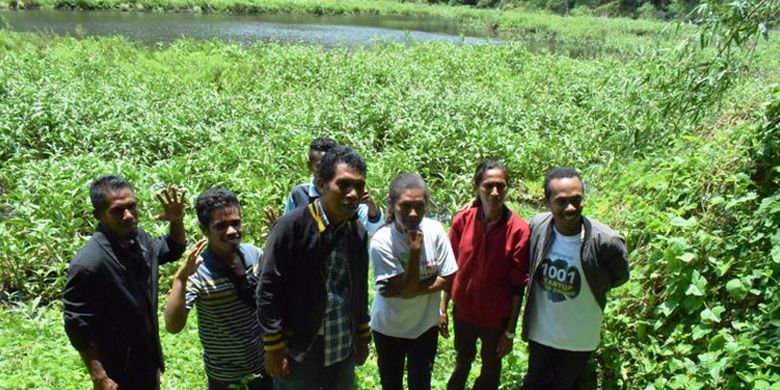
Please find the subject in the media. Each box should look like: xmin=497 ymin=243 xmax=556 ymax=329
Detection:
xmin=185 ymin=244 xmax=264 ymax=382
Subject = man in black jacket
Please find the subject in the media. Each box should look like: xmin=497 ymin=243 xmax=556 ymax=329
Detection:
xmin=62 ymin=175 xmax=186 ymax=390
xmin=257 ymin=146 xmax=372 ymax=390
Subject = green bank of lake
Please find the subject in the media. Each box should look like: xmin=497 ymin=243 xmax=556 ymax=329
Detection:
xmin=0 ymin=9 xmax=500 ymax=47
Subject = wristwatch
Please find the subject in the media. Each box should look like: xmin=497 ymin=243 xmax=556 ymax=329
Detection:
xmin=504 ymin=331 xmax=515 ymax=339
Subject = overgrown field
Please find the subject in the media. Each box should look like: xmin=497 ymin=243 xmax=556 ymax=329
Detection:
xmin=1 ymin=5 xmax=779 ymax=388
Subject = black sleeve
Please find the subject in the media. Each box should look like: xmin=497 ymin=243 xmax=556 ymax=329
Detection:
xmin=156 ymin=233 xmax=186 ymax=265
xmin=62 ymin=262 xmax=103 ymax=351
xmin=603 ymin=235 xmax=629 ymax=288
xmin=256 ymin=219 xmax=291 ymax=350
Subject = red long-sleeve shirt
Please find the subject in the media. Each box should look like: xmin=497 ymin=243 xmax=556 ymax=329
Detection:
xmin=449 ymin=205 xmax=530 ymax=329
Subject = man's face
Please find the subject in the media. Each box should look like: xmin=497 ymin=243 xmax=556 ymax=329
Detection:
xmin=308 ymin=151 xmax=326 ymax=175
xmin=317 ymin=163 xmax=365 ymax=224
xmin=201 ymin=206 xmax=242 ymax=256
xmin=95 ymin=187 xmax=138 ymax=239
xmin=394 ymin=188 xmax=426 ymax=232
xmin=546 ymin=176 xmax=584 ymax=231
xmin=477 ymin=168 xmax=508 ymax=214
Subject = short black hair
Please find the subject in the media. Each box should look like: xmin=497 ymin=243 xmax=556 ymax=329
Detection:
xmin=543 ymin=167 xmax=582 ymax=200
xmin=317 ymin=145 xmax=367 ymax=183
xmin=90 ymin=175 xmax=132 ymax=212
xmin=195 ymin=188 xmax=241 ymax=227
xmin=308 ymin=137 xmax=337 ymax=162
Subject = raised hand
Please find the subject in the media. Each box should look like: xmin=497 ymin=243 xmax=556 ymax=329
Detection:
xmin=176 ymin=239 xmax=206 ymax=280
xmin=406 ymin=229 xmax=423 ymax=253
xmin=263 ymin=207 xmax=281 ymax=229
xmin=361 ymin=188 xmax=380 ymax=218
xmin=155 ymin=184 xmax=186 ymax=223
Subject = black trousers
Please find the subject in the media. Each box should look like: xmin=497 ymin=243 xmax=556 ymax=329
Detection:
xmin=521 ymin=341 xmax=592 ymax=390
xmin=373 ymin=326 xmax=439 ymax=390
xmin=447 ymin=314 xmax=503 ymax=390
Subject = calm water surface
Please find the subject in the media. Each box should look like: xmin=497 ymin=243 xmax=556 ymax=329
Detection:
xmin=0 ymin=10 xmax=500 ymax=47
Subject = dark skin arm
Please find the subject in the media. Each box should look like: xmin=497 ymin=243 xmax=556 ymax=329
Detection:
xmin=496 ymin=294 xmax=522 ymax=357
xmin=77 ymin=347 xmax=118 ymax=390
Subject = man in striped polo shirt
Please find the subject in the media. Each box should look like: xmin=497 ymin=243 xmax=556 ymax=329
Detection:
xmin=164 ymin=189 xmax=272 ymax=390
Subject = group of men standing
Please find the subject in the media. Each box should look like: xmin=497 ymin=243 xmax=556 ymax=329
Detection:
xmin=62 ymin=138 xmax=629 ymax=390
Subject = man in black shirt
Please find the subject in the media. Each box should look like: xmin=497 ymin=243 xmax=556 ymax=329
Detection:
xmin=62 ymin=175 xmax=187 ymax=390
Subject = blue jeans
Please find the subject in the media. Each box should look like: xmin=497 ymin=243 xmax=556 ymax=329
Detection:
xmin=274 ymin=337 xmax=355 ymax=390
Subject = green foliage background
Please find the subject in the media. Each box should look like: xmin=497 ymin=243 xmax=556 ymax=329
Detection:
xmin=1 ymin=1 xmax=779 ymax=388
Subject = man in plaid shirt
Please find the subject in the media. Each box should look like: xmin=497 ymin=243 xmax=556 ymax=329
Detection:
xmin=257 ymin=146 xmax=372 ymax=390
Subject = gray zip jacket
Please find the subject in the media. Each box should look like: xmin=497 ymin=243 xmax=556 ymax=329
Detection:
xmin=521 ymin=212 xmax=629 ymax=341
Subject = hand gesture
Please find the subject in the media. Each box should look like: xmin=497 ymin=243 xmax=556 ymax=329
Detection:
xmin=264 ymin=348 xmax=290 ymax=379
xmin=361 ymin=188 xmax=380 ymax=218
xmin=379 ymin=281 xmax=399 ymax=298
xmin=263 ymin=207 xmax=281 ymax=229
xmin=496 ymin=334 xmax=513 ymax=358
xmin=439 ymin=309 xmax=449 ymax=338
xmin=406 ymin=229 xmax=423 ymax=253
xmin=155 ymin=184 xmax=186 ymax=223
xmin=176 ymin=239 xmax=206 ymax=280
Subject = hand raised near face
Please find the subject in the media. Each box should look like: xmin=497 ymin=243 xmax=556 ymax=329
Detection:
xmin=176 ymin=239 xmax=206 ymax=280
xmin=154 ymin=184 xmax=186 ymax=223
xmin=406 ymin=229 xmax=423 ymax=253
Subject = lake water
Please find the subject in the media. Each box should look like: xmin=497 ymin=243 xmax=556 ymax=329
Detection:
xmin=0 ymin=9 xmax=500 ymax=47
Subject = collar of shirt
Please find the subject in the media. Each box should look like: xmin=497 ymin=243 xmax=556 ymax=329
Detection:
xmin=308 ymin=177 xmax=320 ymax=199
xmin=96 ymin=224 xmax=144 ymax=263
xmin=201 ymin=246 xmax=248 ymax=277
xmin=475 ymin=204 xmax=511 ymax=227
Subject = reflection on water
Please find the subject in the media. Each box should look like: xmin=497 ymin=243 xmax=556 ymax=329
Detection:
xmin=0 ymin=10 xmax=500 ymax=47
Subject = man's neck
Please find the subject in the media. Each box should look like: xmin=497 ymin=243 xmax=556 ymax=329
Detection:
xmin=210 ymin=246 xmax=240 ymax=264
xmin=100 ymin=224 xmax=132 ymax=248
xmin=553 ymin=218 xmax=583 ymax=236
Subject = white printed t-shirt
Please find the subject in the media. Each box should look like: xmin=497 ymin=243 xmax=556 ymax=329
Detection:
xmin=370 ymin=217 xmax=458 ymax=339
xmin=528 ymin=227 xmax=603 ymax=351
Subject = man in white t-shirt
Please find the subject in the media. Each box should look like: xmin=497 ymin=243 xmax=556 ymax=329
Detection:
xmin=521 ymin=167 xmax=629 ymax=390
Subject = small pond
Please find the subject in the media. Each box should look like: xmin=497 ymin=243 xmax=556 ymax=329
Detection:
xmin=0 ymin=10 xmax=500 ymax=47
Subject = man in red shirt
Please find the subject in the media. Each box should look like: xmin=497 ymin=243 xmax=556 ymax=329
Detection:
xmin=442 ymin=160 xmax=530 ymax=390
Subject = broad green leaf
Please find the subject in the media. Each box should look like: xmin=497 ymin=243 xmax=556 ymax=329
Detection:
xmin=725 ymin=278 xmax=748 ymax=300
xmin=701 ymin=307 xmax=721 ymax=323
xmin=678 ymin=252 xmax=696 ymax=263
xmin=670 ymin=216 xmax=697 ymax=228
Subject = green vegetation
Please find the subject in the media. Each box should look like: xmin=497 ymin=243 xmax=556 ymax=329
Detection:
xmin=1 ymin=0 xmax=779 ymax=387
